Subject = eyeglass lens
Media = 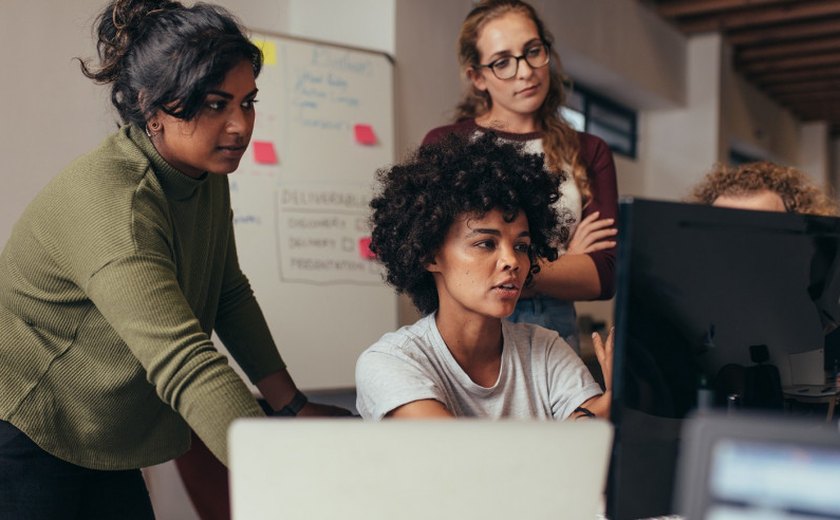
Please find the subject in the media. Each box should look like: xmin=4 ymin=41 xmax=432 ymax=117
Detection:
xmin=489 ymin=44 xmax=549 ymax=79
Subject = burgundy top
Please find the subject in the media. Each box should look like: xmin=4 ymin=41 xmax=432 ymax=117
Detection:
xmin=422 ymin=119 xmax=618 ymax=299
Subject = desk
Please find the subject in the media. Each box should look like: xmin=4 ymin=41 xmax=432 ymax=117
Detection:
xmin=783 ymin=385 xmax=840 ymax=421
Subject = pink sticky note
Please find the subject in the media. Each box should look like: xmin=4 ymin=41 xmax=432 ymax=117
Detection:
xmin=359 ymin=237 xmax=376 ymax=260
xmin=252 ymin=141 xmax=278 ymax=165
xmin=354 ymin=124 xmax=377 ymax=146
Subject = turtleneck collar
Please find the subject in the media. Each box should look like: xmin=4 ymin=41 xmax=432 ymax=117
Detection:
xmin=127 ymin=124 xmax=208 ymax=201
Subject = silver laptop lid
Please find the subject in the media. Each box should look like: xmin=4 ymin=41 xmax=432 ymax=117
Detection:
xmin=229 ymin=418 xmax=613 ymax=520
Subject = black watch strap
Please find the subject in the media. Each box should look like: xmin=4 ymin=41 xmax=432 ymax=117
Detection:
xmin=273 ymin=390 xmax=309 ymax=417
xmin=573 ymin=406 xmax=596 ymax=419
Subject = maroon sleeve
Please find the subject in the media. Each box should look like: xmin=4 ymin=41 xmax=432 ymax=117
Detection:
xmin=579 ymin=133 xmax=618 ymax=299
xmin=421 ymin=125 xmax=451 ymax=146
xmin=421 ymin=120 xmax=476 ymax=146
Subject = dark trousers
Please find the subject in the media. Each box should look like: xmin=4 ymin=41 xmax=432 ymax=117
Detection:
xmin=0 ymin=420 xmax=155 ymax=520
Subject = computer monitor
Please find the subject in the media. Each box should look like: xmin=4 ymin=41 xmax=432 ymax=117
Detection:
xmin=824 ymin=328 xmax=840 ymax=376
xmin=607 ymin=198 xmax=840 ymax=520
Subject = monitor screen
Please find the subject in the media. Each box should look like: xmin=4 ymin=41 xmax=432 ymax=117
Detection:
xmin=675 ymin=412 xmax=840 ymax=520
xmin=607 ymin=199 xmax=840 ymax=520
xmin=707 ymin=438 xmax=840 ymax=518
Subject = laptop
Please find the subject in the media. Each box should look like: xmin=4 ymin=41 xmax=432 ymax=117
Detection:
xmin=228 ymin=418 xmax=613 ymax=520
xmin=675 ymin=411 xmax=840 ymax=519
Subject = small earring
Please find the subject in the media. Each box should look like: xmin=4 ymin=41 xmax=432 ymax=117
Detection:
xmin=145 ymin=120 xmax=161 ymax=138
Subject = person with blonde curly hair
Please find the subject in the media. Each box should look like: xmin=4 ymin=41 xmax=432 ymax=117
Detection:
xmin=692 ymin=161 xmax=838 ymax=216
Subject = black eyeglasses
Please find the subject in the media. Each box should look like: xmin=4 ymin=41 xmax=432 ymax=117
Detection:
xmin=478 ymin=43 xmax=550 ymax=80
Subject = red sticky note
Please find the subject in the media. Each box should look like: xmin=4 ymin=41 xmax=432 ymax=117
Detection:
xmin=252 ymin=141 xmax=278 ymax=164
xmin=354 ymin=124 xmax=377 ymax=146
xmin=359 ymin=237 xmax=376 ymax=260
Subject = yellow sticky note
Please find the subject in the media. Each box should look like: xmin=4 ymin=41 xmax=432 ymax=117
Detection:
xmin=253 ymin=39 xmax=277 ymax=66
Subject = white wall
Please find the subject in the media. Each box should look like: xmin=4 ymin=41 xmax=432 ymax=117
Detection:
xmin=642 ymin=34 xmax=724 ymax=201
xmin=721 ymin=44 xmax=800 ymax=166
xmin=0 ymin=1 xmax=113 ymax=245
xmin=799 ymin=122 xmax=830 ymax=188
xmin=394 ymin=0 xmax=472 ymax=152
xmin=832 ymin=138 xmax=840 ymax=193
xmin=288 ymin=0 xmax=394 ymax=55
xmin=533 ymin=0 xmax=686 ymax=111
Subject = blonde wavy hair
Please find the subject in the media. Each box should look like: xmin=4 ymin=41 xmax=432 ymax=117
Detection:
xmin=454 ymin=0 xmax=591 ymax=202
xmin=692 ymin=161 xmax=838 ymax=216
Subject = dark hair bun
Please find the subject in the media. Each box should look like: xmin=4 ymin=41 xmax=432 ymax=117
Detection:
xmin=78 ymin=0 xmax=261 ymax=127
xmin=82 ymin=0 xmax=180 ymax=84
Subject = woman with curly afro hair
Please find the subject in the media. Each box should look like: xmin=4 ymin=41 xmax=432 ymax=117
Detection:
xmin=355 ymin=133 xmax=613 ymax=420
xmin=692 ymin=161 xmax=838 ymax=216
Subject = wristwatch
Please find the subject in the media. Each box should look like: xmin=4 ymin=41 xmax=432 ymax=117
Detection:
xmin=272 ymin=390 xmax=309 ymax=417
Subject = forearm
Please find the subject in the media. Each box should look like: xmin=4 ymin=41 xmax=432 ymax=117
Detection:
xmin=255 ymin=368 xmax=299 ymax=411
xmin=529 ymin=254 xmax=602 ymax=301
xmin=575 ymin=391 xmax=611 ymax=419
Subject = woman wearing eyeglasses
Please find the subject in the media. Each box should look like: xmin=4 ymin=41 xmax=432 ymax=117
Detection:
xmin=423 ymin=0 xmax=619 ymax=354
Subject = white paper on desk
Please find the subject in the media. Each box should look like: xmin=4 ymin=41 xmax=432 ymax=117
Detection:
xmin=788 ymin=348 xmax=825 ymax=386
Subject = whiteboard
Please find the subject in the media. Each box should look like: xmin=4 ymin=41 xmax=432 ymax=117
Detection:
xmin=220 ymin=32 xmax=396 ymax=389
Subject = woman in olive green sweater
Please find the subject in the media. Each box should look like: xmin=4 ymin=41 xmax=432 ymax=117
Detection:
xmin=0 ymin=1 xmax=344 ymax=518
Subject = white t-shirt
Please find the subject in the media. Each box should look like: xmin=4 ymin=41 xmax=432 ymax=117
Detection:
xmin=355 ymin=314 xmax=603 ymax=420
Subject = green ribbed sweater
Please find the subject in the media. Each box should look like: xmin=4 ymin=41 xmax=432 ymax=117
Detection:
xmin=0 ymin=125 xmax=285 ymax=469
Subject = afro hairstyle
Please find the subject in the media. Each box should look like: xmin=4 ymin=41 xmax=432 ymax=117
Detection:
xmin=369 ymin=131 xmax=565 ymax=315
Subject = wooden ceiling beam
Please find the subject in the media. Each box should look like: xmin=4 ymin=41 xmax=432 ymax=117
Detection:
xmin=800 ymin=115 xmax=840 ymax=124
xmin=764 ymin=83 xmax=840 ymax=99
xmin=790 ymin=113 xmax=840 ymax=124
xmin=763 ymin=79 xmax=840 ymax=96
xmin=786 ymin=110 xmax=840 ymax=122
xmin=779 ymin=94 xmax=840 ymax=104
xmin=773 ymin=97 xmax=840 ymax=110
xmin=753 ymin=65 xmax=840 ymax=86
xmin=670 ymin=1 xmax=840 ymax=34
xmin=767 ymin=92 xmax=840 ymax=106
xmin=740 ymin=50 xmax=840 ymax=74
xmin=737 ymin=35 xmax=840 ymax=61
xmin=727 ymin=16 xmax=840 ymax=46
xmin=646 ymin=0 xmax=840 ymax=126
xmin=657 ymin=0 xmax=793 ymax=18
xmin=777 ymin=103 xmax=840 ymax=111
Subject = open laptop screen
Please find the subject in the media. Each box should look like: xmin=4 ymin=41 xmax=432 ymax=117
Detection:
xmin=677 ymin=413 xmax=840 ymax=519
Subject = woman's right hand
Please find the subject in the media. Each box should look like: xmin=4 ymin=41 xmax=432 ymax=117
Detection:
xmin=566 ymin=211 xmax=617 ymax=255
xmin=592 ymin=327 xmax=614 ymax=394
